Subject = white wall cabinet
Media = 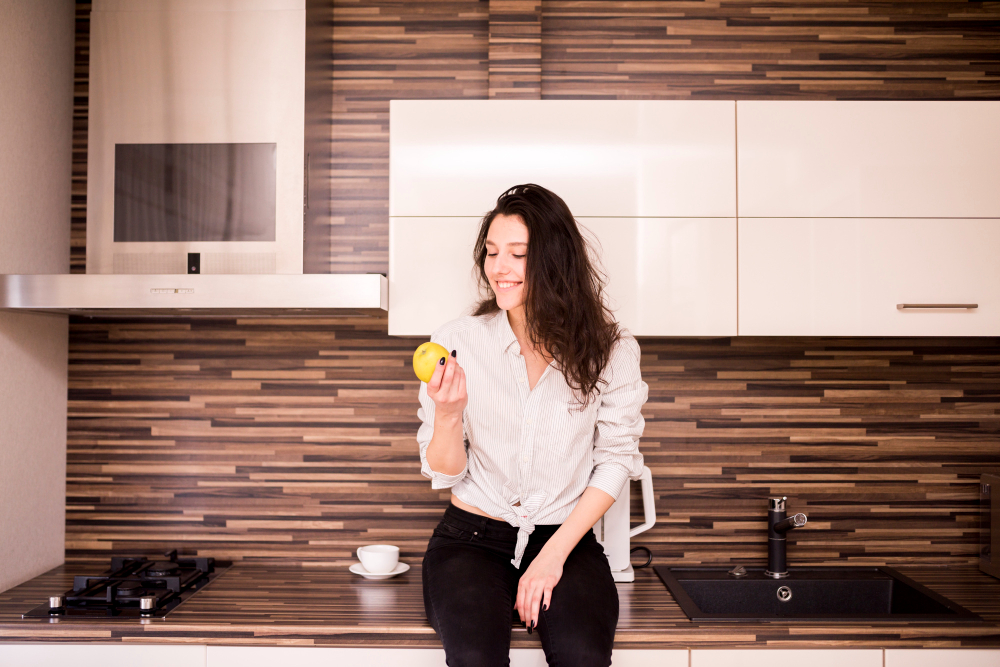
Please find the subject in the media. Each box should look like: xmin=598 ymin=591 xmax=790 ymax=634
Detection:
xmin=389 ymin=100 xmax=1000 ymax=338
xmin=738 ymin=218 xmax=1000 ymax=336
xmin=737 ymin=101 xmax=1000 ymax=218
xmin=389 ymin=217 xmax=737 ymax=337
xmin=390 ymin=100 xmax=736 ymax=218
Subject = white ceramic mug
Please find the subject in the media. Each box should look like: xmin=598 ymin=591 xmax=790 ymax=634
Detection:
xmin=357 ymin=544 xmax=399 ymax=574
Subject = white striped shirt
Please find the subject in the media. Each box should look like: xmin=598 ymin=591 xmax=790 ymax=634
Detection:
xmin=417 ymin=309 xmax=647 ymax=568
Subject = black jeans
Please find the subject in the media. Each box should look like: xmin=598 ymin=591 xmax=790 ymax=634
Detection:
xmin=422 ymin=504 xmax=619 ymax=667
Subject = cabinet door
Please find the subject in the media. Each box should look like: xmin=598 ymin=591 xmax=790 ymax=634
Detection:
xmin=389 ymin=217 xmax=483 ymax=336
xmin=579 ymin=218 xmax=736 ymax=336
xmin=0 ymin=644 xmax=206 ymax=667
xmin=208 ymin=646 xmax=448 ymax=667
xmin=886 ymin=650 xmax=1000 ymax=667
xmin=692 ymin=649 xmax=883 ymax=667
xmin=390 ymin=217 xmax=737 ymax=337
xmin=737 ymin=101 xmax=1000 ymax=218
xmin=390 ymin=100 xmax=736 ymax=218
xmin=738 ymin=219 xmax=1000 ymax=336
xmin=207 ymin=646 xmax=688 ymax=667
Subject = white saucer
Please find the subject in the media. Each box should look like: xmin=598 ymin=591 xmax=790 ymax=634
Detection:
xmin=350 ymin=562 xmax=410 ymax=580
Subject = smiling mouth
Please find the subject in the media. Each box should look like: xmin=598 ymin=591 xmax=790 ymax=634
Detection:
xmin=495 ymin=281 xmax=521 ymax=290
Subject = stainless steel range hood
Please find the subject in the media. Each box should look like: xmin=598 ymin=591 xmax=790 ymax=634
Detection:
xmin=0 ymin=274 xmax=387 ymax=317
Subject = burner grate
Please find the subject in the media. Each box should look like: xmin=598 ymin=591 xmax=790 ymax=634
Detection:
xmin=22 ymin=550 xmax=230 ymax=620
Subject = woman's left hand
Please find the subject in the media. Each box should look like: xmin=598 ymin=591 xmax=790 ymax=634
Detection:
xmin=515 ymin=546 xmax=564 ymax=631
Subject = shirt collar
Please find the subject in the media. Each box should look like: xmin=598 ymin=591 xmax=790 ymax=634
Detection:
xmin=495 ymin=309 xmax=520 ymax=354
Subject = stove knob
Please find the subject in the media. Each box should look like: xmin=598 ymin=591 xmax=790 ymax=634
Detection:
xmin=139 ymin=596 xmax=157 ymax=613
xmin=48 ymin=595 xmax=65 ymax=610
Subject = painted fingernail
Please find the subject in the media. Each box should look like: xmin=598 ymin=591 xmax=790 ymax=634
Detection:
xmin=531 ymin=619 xmax=536 ymax=628
xmin=527 ymin=623 xmax=532 ymax=635
xmin=450 ymin=349 xmax=456 ymax=358
xmin=439 ymin=357 xmax=446 ymax=365
xmin=543 ymin=604 xmax=548 ymax=612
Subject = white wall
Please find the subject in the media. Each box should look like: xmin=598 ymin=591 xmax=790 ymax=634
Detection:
xmin=0 ymin=0 xmax=74 ymax=593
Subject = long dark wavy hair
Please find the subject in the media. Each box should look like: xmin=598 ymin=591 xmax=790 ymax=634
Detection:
xmin=472 ymin=184 xmax=620 ymax=407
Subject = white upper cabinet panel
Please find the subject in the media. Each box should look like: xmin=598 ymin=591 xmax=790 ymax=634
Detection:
xmin=390 ymin=100 xmax=736 ymax=218
xmin=390 ymin=217 xmax=736 ymax=337
xmin=737 ymin=101 xmax=1000 ymax=218
xmin=739 ymin=218 xmax=1000 ymax=336
xmin=579 ymin=218 xmax=737 ymax=336
xmin=389 ymin=217 xmax=483 ymax=336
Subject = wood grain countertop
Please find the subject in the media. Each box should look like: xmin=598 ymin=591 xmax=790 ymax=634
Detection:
xmin=2 ymin=562 xmax=999 ymax=649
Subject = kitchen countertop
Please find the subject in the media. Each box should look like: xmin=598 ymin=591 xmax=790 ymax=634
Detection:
xmin=1 ymin=562 xmax=999 ymax=649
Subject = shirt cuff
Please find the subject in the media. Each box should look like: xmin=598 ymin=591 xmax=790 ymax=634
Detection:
xmin=423 ymin=460 xmax=468 ymax=489
xmin=587 ymin=465 xmax=630 ymax=501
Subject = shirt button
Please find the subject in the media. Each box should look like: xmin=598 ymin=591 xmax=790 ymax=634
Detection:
xmin=522 ymin=456 xmax=528 ymax=463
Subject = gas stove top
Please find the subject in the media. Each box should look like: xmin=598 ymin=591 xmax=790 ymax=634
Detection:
xmin=22 ymin=550 xmax=230 ymax=620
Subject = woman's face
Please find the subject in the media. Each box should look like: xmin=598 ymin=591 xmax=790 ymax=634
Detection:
xmin=483 ymin=214 xmax=528 ymax=312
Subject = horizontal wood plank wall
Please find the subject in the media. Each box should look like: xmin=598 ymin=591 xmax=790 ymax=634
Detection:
xmin=304 ymin=0 xmax=336 ymax=274
xmin=66 ymin=315 xmax=1000 ymax=565
xmin=542 ymin=1 xmax=1000 ymax=100
xmin=329 ymin=0 xmax=489 ymax=274
xmin=65 ymin=2 xmax=1000 ymax=566
xmin=489 ymin=0 xmax=543 ymax=99
xmin=70 ymin=1 xmax=90 ymax=274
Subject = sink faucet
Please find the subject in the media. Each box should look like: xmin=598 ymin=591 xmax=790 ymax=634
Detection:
xmin=766 ymin=497 xmax=807 ymax=579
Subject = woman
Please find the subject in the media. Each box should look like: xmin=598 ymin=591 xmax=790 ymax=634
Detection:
xmin=416 ymin=184 xmax=647 ymax=666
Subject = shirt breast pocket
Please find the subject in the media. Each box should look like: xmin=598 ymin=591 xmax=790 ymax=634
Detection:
xmin=540 ymin=401 xmax=595 ymax=461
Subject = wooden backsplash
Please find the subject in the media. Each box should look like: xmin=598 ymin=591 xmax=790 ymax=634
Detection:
xmin=66 ymin=315 xmax=1000 ymax=565
xmin=65 ymin=1 xmax=999 ymax=565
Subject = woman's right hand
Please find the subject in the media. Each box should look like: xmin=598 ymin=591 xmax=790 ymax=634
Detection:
xmin=427 ymin=351 xmax=467 ymax=420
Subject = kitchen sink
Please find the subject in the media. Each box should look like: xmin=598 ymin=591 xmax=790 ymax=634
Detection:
xmin=654 ymin=566 xmax=982 ymax=622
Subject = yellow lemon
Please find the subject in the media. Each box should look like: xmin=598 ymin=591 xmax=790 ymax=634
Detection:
xmin=413 ymin=342 xmax=449 ymax=383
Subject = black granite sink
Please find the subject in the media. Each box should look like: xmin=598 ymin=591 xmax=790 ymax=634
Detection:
xmin=654 ymin=566 xmax=982 ymax=622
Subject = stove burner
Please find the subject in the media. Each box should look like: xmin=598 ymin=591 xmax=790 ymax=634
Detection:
xmin=115 ymin=584 xmax=145 ymax=597
xmin=23 ymin=550 xmax=229 ymax=620
xmin=146 ymin=562 xmax=180 ymax=577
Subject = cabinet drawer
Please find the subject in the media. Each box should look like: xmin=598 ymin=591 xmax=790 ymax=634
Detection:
xmin=390 ymin=217 xmax=737 ymax=337
xmin=692 ymin=649 xmax=882 ymax=667
xmin=885 ymin=650 xmax=1000 ymax=667
xmin=737 ymin=101 xmax=1000 ymax=218
xmin=0 ymin=644 xmax=206 ymax=667
xmin=207 ymin=646 xmax=689 ymax=667
xmin=738 ymin=219 xmax=1000 ymax=336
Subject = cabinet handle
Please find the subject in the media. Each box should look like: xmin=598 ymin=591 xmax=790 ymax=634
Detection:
xmin=896 ymin=303 xmax=978 ymax=310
